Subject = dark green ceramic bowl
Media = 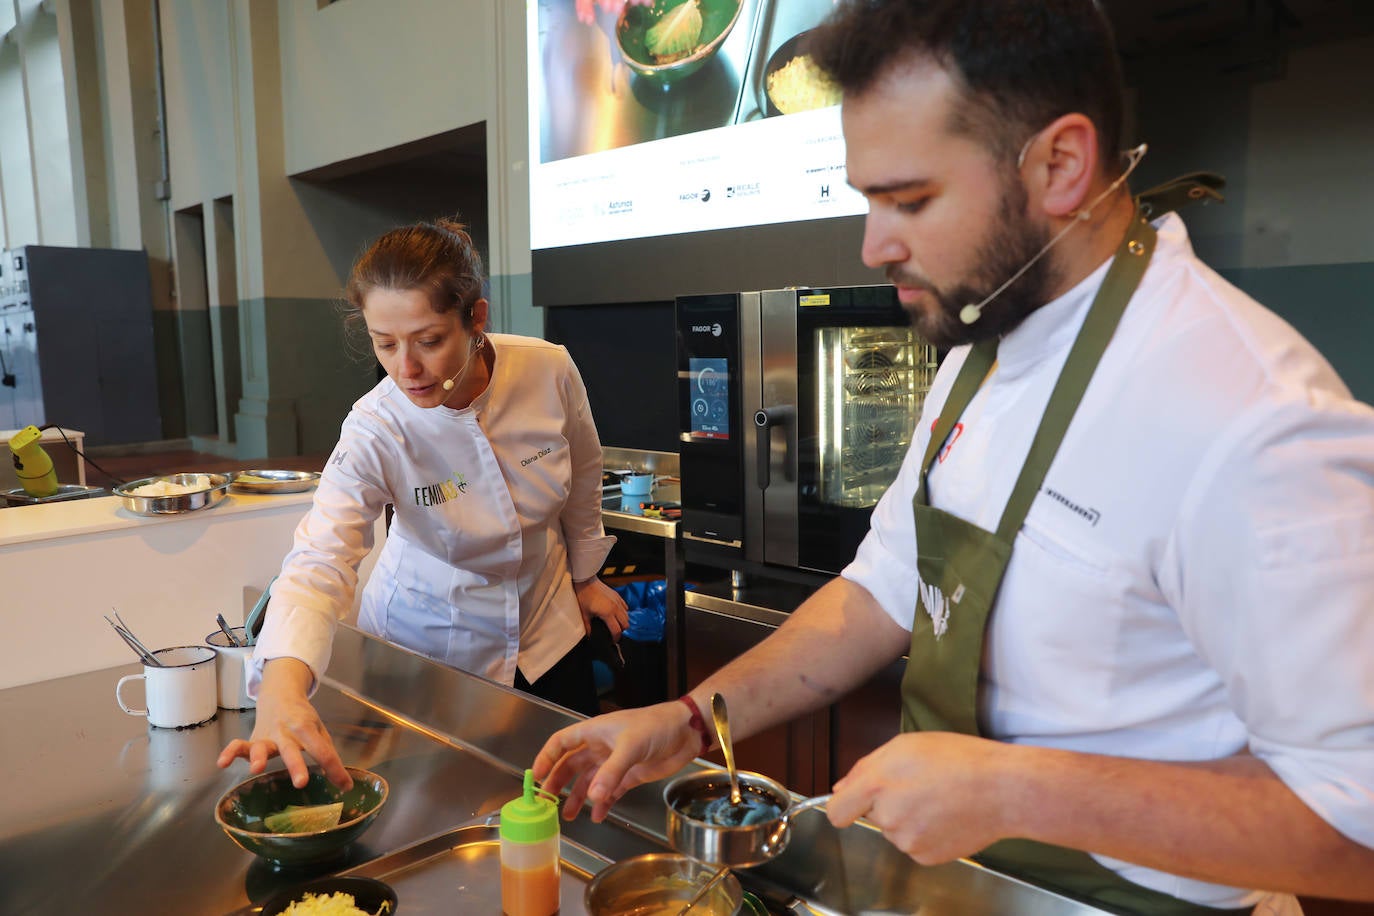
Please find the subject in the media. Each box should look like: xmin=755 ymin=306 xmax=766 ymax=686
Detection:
xmin=214 ymin=766 xmax=388 ymax=867
xmin=616 ymin=0 xmax=743 ymax=86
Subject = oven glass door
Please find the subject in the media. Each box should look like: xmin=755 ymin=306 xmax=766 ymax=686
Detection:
xmin=794 ymin=288 xmax=938 ymax=574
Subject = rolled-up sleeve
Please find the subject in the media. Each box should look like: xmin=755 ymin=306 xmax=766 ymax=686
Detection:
xmin=1163 ymin=391 xmax=1374 ymax=848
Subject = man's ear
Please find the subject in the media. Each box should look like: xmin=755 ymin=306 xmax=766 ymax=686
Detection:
xmin=1023 ymin=113 xmax=1100 ymax=219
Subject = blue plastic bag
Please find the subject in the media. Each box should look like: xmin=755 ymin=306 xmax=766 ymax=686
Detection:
xmin=611 ymin=579 xmax=683 ymax=643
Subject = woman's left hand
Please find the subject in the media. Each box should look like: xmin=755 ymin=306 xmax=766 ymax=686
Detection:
xmin=574 ymin=577 xmax=630 ymax=639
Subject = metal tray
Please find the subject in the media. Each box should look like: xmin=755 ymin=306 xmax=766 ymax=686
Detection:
xmin=229 ymin=820 xmax=611 ymax=914
xmin=1 ymin=484 xmax=108 ymax=506
xmin=231 ymin=470 xmax=322 ymax=495
xmin=113 ymin=473 xmax=232 ymax=516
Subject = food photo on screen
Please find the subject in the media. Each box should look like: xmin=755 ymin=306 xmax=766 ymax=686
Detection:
xmin=528 ymin=0 xmax=867 ymax=250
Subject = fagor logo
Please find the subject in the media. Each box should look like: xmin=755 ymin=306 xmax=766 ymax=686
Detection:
xmin=690 ymin=323 xmax=723 ymax=336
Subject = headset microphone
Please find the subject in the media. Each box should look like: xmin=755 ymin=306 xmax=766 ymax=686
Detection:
xmin=440 ymin=333 xmax=485 ymax=396
xmin=959 ymin=143 xmax=1148 ymax=326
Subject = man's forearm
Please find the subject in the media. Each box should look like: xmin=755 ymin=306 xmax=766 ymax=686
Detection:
xmin=1003 ymin=744 xmax=1374 ymax=899
xmin=687 ymin=576 xmax=910 ymax=745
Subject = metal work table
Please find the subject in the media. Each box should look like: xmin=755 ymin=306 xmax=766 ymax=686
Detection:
xmin=0 ymin=626 xmax=1108 ymax=915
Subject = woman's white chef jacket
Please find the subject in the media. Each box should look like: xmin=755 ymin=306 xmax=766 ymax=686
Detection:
xmin=251 ymin=334 xmax=615 ymax=692
xmin=843 ymin=214 xmax=1374 ymax=911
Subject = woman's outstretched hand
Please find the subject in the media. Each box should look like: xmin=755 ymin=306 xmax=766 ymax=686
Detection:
xmin=215 ymin=657 xmax=353 ymax=790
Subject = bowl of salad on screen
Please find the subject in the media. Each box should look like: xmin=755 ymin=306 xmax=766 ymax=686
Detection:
xmin=214 ymin=766 xmax=388 ymax=867
xmin=616 ymin=0 xmax=743 ymax=85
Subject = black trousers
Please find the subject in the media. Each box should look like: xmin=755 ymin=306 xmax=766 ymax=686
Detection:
xmin=514 ymin=636 xmax=599 ymax=717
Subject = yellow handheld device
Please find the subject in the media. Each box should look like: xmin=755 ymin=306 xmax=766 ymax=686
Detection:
xmin=8 ymin=425 xmax=59 ymax=498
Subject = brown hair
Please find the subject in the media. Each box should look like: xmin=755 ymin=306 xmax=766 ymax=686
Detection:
xmin=344 ymin=218 xmax=486 ymax=328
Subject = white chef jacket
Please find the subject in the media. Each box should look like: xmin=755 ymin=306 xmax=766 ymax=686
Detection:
xmin=843 ymin=214 xmax=1374 ymax=911
xmin=251 ymin=334 xmax=616 ymax=693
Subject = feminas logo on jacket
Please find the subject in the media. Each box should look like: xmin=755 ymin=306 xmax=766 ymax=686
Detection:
xmin=414 ymin=471 xmax=468 ymax=507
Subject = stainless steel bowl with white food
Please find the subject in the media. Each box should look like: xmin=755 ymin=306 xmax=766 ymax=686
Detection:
xmin=230 ymin=469 xmax=322 ymax=495
xmin=113 ymin=472 xmax=233 ymax=516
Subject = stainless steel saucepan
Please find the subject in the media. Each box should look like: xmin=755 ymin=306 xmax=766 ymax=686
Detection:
xmin=664 ymin=768 xmax=832 ymax=868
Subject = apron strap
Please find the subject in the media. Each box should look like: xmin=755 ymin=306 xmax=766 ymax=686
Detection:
xmin=995 ymin=213 xmax=1157 ymax=542
xmin=1135 ymin=172 xmax=1225 ymax=222
xmin=916 ymin=338 xmax=997 ymax=505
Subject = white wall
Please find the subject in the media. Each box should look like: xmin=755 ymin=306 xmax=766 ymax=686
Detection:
xmin=0 ymin=25 xmax=38 ymax=246
xmin=17 ymin=0 xmax=78 ymax=246
xmin=161 ymin=0 xmax=235 ymax=210
xmin=277 ymin=0 xmax=498 ymax=177
xmin=0 ymin=494 xmax=385 ymax=690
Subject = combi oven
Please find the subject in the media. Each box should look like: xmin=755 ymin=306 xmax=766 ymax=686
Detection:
xmin=676 ymin=286 xmax=939 ymax=576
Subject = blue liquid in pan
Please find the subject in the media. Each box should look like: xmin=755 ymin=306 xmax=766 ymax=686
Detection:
xmin=679 ymin=785 xmax=784 ymax=827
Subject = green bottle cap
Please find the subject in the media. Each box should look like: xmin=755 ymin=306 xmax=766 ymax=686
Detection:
xmin=500 ymin=769 xmax=559 ymax=844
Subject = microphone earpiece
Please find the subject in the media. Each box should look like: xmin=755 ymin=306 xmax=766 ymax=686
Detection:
xmin=439 ymin=332 xmax=485 ymax=394
xmin=959 ymin=304 xmax=982 ymax=325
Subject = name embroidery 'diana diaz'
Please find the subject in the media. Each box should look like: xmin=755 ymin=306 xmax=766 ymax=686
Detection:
xmin=415 ymin=472 xmax=468 ymax=507
xmin=521 ymin=446 xmax=552 ymax=467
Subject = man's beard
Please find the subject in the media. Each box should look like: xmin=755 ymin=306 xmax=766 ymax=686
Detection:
xmin=888 ymin=179 xmax=1060 ymax=349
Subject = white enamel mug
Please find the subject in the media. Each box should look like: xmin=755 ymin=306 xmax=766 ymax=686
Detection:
xmin=115 ymin=645 xmax=218 ymax=728
xmin=205 ymin=627 xmax=256 ymax=710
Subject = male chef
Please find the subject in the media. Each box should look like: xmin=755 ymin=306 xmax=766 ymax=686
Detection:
xmin=534 ymin=2 xmax=1374 ymax=912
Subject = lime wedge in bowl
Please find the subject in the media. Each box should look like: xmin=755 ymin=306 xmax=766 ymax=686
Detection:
xmin=264 ymin=802 xmax=344 ymax=834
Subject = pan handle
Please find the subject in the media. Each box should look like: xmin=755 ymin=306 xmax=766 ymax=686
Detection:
xmin=762 ymin=793 xmax=832 ymax=858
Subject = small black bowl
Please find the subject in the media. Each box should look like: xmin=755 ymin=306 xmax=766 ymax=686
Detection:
xmin=260 ymin=876 xmax=398 ymax=915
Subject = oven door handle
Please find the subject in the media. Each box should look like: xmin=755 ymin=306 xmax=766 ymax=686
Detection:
xmin=754 ymin=405 xmax=795 ymax=489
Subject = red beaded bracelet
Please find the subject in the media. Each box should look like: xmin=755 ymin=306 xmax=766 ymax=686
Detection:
xmin=678 ymin=695 xmax=712 ymax=756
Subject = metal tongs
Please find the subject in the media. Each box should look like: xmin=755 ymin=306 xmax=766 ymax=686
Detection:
xmin=105 ymin=609 xmax=162 ymax=666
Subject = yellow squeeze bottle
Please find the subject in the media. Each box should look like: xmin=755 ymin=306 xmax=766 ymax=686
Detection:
xmin=8 ymin=425 xmax=58 ymax=498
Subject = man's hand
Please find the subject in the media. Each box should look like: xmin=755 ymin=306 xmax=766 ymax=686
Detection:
xmin=575 ymin=577 xmax=630 ymax=639
xmin=215 ymin=657 xmax=353 ymax=790
xmin=533 ymin=700 xmax=702 ymax=822
xmin=826 ymin=731 xmax=1013 ymax=864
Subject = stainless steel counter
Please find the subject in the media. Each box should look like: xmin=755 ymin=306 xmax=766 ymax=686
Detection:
xmin=0 ymin=626 xmax=1109 ymax=915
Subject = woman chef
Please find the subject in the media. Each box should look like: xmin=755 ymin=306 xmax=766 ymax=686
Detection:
xmin=218 ymin=218 xmax=628 ymax=790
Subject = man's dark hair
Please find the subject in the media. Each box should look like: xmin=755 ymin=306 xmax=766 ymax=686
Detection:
xmin=811 ymin=0 xmax=1126 ymax=175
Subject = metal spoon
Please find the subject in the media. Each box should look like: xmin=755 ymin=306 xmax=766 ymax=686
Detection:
xmin=675 ymin=864 xmax=731 ymax=916
xmin=710 ymin=692 xmax=743 ymax=806
xmin=215 ymin=613 xmax=242 ymax=647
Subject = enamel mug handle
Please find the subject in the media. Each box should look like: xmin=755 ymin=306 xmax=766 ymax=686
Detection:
xmin=116 ymin=673 xmax=148 ymax=717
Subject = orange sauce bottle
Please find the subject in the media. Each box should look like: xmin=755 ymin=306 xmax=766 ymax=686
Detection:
xmin=500 ymin=770 xmax=561 ymax=916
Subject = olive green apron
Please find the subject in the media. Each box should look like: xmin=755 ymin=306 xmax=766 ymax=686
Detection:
xmin=899 ymin=208 xmax=1251 ymax=915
